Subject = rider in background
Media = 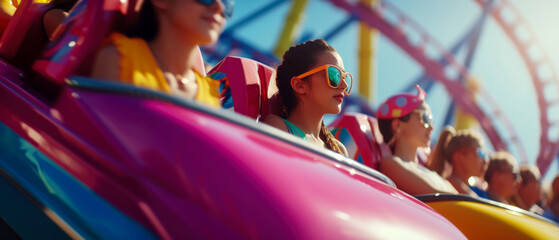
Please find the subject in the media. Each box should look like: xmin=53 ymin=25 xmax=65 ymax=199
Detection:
xmin=91 ymin=0 xmax=233 ymax=107
xmin=544 ymin=175 xmax=559 ymax=223
xmin=426 ymin=126 xmax=488 ymax=197
xmin=376 ymin=85 xmax=458 ymax=195
xmin=481 ymin=151 xmax=520 ymax=204
xmin=262 ymin=39 xmax=349 ymax=157
xmin=513 ymin=165 xmax=544 ymax=214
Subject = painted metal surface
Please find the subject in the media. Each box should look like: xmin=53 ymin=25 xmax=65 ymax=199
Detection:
xmin=420 ymin=194 xmax=559 ymax=239
xmin=0 ymin=121 xmax=156 ymax=239
xmin=1 ymin=67 xmax=466 ymax=238
xmin=0 ymin=0 xmax=472 ymax=238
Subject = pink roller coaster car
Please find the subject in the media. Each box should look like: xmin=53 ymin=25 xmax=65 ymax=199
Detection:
xmin=0 ymin=0 xmax=468 ymax=239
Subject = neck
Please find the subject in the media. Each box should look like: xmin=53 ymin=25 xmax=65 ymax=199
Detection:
xmin=518 ymin=190 xmax=534 ymax=208
xmin=393 ymin=139 xmax=418 ymax=163
xmin=448 ymin=174 xmax=473 ymax=195
xmin=517 ymin=194 xmax=531 ymax=210
xmin=148 ymin=22 xmax=198 ymax=78
xmin=287 ymin=103 xmax=324 ymax=138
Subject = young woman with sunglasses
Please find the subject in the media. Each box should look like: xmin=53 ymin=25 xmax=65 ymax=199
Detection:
xmin=426 ymin=126 xmax=488 ymax=196
xmin=91 ymin=0 xmax=233 ymax=107
xmin=262 ymin=39 xmax=351 ymax=156
xmin=376 ymin=86 xmax=458 ymax=195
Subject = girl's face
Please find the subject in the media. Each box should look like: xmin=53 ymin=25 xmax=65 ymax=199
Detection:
xmin=398 ymin=102 xmax=433 ymax=148
xmin=493 ymin=164 xmax=520 ymax=198
xmin=520 ymin=177 xmax=541 ymax=204
xmin=456 ymin=144 xmax=487 ymax=178
xmin=303 ymin=51 xmax=349 ymax=114
xmin=162 ymin=0 xmax=227 ymax=45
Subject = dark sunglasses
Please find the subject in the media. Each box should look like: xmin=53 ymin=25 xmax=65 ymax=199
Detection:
xmin=412 ymin=110 xmax=433 ymax=128
xmin=456 ymin=147 xmax=489 ymax=162
xmin=499 ymin=168 xmax=520 ymax=179
xmin=475 ymin=148 xmax=489 ymax=162
xmin=196 ymin=0 xmax=234 ymax=19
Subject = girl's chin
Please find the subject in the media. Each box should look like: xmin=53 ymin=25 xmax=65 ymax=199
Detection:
xmin=326 ymin=106 xmax=342 ymax=114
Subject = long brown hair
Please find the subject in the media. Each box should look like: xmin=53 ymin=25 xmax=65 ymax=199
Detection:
xmin=426 ymin=126 xmax=483 ymax=176
xmin=275 ymin=39 xmax=342 ymax=154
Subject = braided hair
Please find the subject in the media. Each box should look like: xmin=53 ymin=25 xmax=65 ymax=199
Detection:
xmin=275 ymin=39 xmax=343 ymax=155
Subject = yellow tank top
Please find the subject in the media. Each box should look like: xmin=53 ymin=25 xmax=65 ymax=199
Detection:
xmin=107 ymin=33 xmax=221 ymax=108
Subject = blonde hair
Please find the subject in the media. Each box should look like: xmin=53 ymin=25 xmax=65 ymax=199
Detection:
xmin=426 ymin=126 xmax=483 ymax=176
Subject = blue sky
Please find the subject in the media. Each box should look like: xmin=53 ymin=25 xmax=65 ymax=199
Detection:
xmin=217 ymin=0 xmax=559 ymax=183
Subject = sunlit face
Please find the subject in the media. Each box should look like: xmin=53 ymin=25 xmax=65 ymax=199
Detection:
xmin=398 ymin=102 xmax=433 ymax=148
xmin=519 ymin=178 xmax=541 ymax=205
xmin=456 ymin=145 xmax=487 ymax=178
xmin=493 ymin=165 xmax=520 ymax=198
xmin=303 ymin=51 xmax=349 ymax=114
xmin=162 ymin=0 xmax=227 ymax=45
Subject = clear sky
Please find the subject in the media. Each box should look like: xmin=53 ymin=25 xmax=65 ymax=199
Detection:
xmin=216 ymin=0 xmax=559 ymax=183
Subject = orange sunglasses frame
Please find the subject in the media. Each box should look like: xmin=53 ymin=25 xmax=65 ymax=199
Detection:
xmin=295 ymin=64 xmax=353 ymax=95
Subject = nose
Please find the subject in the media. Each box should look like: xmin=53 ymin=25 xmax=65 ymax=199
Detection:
xmin=340 ymin=77 xmax=348 ymax=90
xmin=210 ymin=0 xmax=226 ymax=17
xmin=341 ymin=75 xmax=352 ymax=95
xmin=428 ymin=123 xmax=434 ymax=130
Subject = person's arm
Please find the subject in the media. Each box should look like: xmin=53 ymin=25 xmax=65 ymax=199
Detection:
xmin=260 ymin=114 xmax=289 ymax=132
xmin=380 ymin=156 xmax=458 ymax=195
xmin=91 ymin=44 xmax=120 ymax=81
xmin=43 ymin=8 xmax=68 ymax=40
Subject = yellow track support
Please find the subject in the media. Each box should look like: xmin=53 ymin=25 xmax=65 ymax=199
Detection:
xmin=274 ymin=0 xmax=309 ymax=57
xmin=455 ymin=76 xmax=481 ymax=130
xmin=358 ymin=0 xmax=378 ymax=101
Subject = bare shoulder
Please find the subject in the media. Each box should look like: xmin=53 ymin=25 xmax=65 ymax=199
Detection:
xmin=380 ymin=155 xmax=402 ymax=167
xmin=91 ymin=43 xmax=120 ymax=81
xmin=334 ymin=138 xmax=348 ymax=157
xmin=380 ymin=155 xmax=412 ymax=175
xmin=260 ymin=114 xmax=288 ymax=132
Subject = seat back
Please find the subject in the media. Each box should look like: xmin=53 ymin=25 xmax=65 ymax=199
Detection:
xmin=329 ymin=113 xmax=390 ymax=170
xmin=208 ymin=56 xmax=275 ymax=120
xmin=0 ymin=0 xmax=50 ymax=71
xmin=32 ymin=0 xmax=127 ymax=85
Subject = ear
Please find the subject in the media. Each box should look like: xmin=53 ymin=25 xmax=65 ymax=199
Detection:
xmin=390 ymin=119 xmax=400 ymax=133
xmin=290 ymin=77 xmax=308 ymax=94
xmin=151 ymin=0 xmax=169 ymax=10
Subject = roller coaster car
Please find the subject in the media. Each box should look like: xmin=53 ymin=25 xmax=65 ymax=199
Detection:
xmin=328 ymin=101 xmax=559 ymax=239
xmin=0 ymin=0 xmax=468 ymax=239
xmin=418 ymin=194 xmax=559 ymax=239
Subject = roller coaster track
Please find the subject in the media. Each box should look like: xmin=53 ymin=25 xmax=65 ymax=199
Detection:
xmin=209 ymin=0 xmax=559 ymax=172
xmin=328 ymin=0 xmax=527 ymax=162
xmin=473 ymin=0 xmax=559 ymax=175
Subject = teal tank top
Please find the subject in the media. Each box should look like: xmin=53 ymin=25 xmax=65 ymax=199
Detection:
xmin=282 ymin=119 xmax=308 ymax=141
